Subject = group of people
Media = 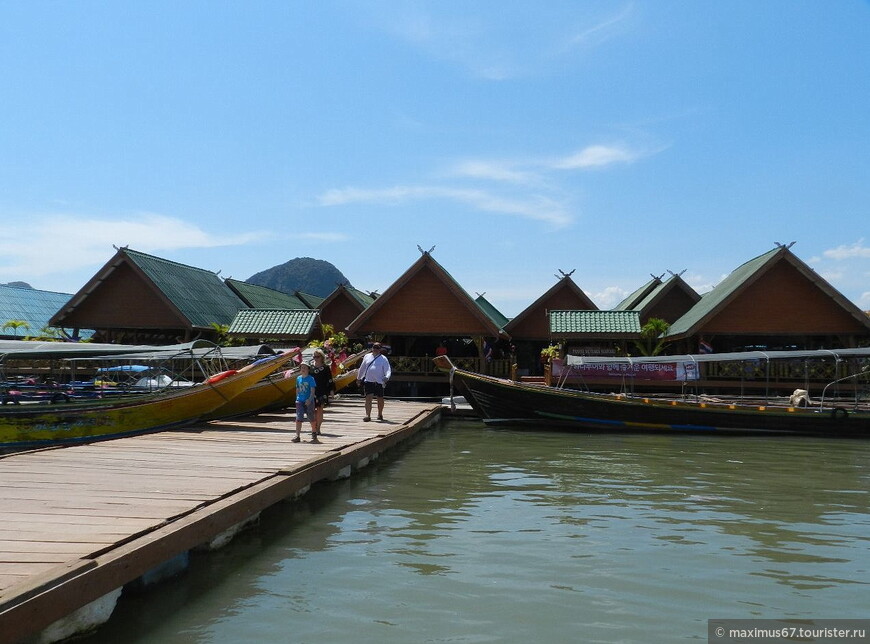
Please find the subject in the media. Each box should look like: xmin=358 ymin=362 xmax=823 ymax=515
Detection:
xmin=292 ymin=342 xmax=392 ymax=443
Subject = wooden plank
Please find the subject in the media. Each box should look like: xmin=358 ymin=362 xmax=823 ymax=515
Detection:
xmin=0 ymin=399 xmax=441 ymax=642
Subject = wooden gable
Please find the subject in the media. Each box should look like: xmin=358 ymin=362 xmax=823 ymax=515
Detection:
xmin=635 ymin=275 xmax=701 ymax=326
xmin=346 ymin=252 xmax=502 ymax=337
xmin=51 ymin=257 xmax=188 ymax=330
xmin=703 ymin=259 xmax=870 ymax=334
xmin=667 ymin=246 xmax=870 ymax=340
xmin=505 ymin=276 xmax=598 ymax=341
xmin=320 ymin=285 xmax=370 ymax=333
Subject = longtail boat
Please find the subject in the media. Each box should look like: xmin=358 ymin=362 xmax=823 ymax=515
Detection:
xmin=205 ymin=350 xmax=365 ymax=420
xmin=0 ymin=349 xmax=299 ymax=448
xmin=434 ymin=350 xmax=870 ymax=437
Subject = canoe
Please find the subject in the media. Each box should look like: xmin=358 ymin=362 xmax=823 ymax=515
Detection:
xmin=434 ymin=355 xmax=870 ymax=437
xmin=0 ymin=350 xmax=299 ymax=448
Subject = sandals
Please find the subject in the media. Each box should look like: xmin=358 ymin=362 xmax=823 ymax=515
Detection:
xmin=291 ymin=436 xmax=301 ymax=443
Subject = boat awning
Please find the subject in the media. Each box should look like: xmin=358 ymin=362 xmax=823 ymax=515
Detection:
xmin=66 ymin=343 xmax=281 ymax=363
xmin=0 ymin=340 xmax=279 ymax=363
xmin=565 ymin=347 xmax=870 ymax=366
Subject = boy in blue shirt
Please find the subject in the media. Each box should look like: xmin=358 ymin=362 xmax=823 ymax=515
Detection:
xmin=293 ymin=362 xmax=318 ymax=443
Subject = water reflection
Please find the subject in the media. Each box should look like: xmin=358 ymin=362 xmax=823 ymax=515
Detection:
xmin=81 ymin=421 xmax=870 ymax=643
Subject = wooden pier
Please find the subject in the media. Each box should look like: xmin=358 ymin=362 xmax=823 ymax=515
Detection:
xmin=0 ymin=398 xmax=442 ymax=643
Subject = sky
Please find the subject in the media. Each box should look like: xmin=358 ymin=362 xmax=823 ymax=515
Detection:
xmin=1 ymin=1 xmax=869 ymax=318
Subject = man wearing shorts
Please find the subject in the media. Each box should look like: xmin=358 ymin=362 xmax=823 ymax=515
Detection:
xmin=357 ymin=342 xmax=391 ymax=422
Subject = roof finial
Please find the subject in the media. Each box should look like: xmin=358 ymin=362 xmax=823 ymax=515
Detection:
xmin=556 ymin=269 xmax=575 ymax=279
xmin=667 ymin=269 xmax=687 ymax=278
xmin=774 ymin=241 xmax=796 ymax=249
xmin=650 ymin=272 xmax=665 ymax=281
xmin=417 ymin=244 xmax=436 ymax=255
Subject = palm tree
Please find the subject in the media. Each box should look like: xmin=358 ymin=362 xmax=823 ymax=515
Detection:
xmin=2 ymin=319 xmax=31 ymax=337
xmin=634 ymin=318 xmax=671 ymax=356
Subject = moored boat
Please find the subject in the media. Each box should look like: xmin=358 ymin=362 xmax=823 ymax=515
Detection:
xmin=204 ymin=349 xmax=365 ymax=420
xmin=0 ymin=349 xmax=299 ymax=449
xmin=433 ymin=353 xmax=870 ymax=437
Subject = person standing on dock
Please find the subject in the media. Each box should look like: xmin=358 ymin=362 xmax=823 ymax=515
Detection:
xmin=310 ymin=348 xmax=335 ymax=436
xmin=357 ymin=342 xmax=391 ymax=422
xmin=293 ymin=362 xmax=318 ymax=443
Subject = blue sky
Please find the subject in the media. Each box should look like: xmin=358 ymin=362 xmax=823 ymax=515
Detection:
xmin=1 ymin=1 xmax=869 ymax=318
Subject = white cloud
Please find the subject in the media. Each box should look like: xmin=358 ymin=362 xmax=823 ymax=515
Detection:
xmin=376 ymin=4 xmax=634 ymax=80
xmin=0 ymin=213 xmax=267 ymax=280
xmin=552 ymin=145 xmax=644 ymax=169
xmin=594 ymin=285 xmax=628 ymax=309
xmin=564 ymin=4 xmax=635 ymax=51
xmin=450 ymin=144 xmax=648 ymax=187
xmin=297 ymin=232 xmax=350 ymax=242
xmin=860 ymin=291 xmax=870 ymax=308
xmin=451 ymin=160 xmax=536 ymax=184
xmin=823 ymin=240 xmax=870 ymax=260
xmin=318 ymin=185 xmax=572 ymax=228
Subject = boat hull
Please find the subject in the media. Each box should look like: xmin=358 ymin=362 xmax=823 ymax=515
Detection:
xmin=0 ymin=351 xmax=298 ymax=448
xmin=437 ymin=359 xmax=870 ymax=438
xmin=204 ymin=352 xmax=363 ymax=420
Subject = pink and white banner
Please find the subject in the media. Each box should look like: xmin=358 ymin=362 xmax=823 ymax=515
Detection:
xmin=553 ymin=359 xmax=699 ymax=381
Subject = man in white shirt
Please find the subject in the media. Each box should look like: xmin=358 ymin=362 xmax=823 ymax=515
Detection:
xmin=357 ymin=342 xmax=391 ymax=422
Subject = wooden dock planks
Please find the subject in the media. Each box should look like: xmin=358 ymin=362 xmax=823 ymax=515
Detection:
xmin=0 ymin=398 xmax=441 ymax=643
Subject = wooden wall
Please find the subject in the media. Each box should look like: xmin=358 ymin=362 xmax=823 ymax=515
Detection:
xmin=58 ymin=263 xmax=185 ymax=330
xmin=359 ymin=270 xmax=491 ymax=335
xmin=704 ymin=261 xmax=866 ymax=334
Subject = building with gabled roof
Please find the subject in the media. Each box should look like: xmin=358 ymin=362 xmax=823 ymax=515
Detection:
xmin=501 ymin=273 xmax=598 ymax=376
xmin=664 ymin=245 xmax=870 ymax=353
xmin=504 ymin=274 xmax=597 ymax=341
xmin=345 ymin=250 xmax=505 ymax=359
xmin=614 ymin=275 xmax=663 ymax=311
xmin=548 ymin=309 xmax=642 ymax=370
xmin=49 ymin=247 xmax=248 ymax=344
xmin=227 ymin=309 xmax=320 ymax=343
xmin=631 ymin=272 xmax=701 ymax=326
xmin=225 ymin=278 xmax=310 ymax=310
xmin=318 ymin=284 xmax=375 ymax=337
xmin=0 ymin=285 xmax=93 ymax=340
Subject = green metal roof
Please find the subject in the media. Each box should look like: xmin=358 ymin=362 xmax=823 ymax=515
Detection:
xmin=225 ymin=278 xmax=310 ymax=309
xmin=345 ymin=286 xmax=376 ymax=309
xmin=295 ymin=291 xmax=325 ymax=308
xmin=614 ymin=277 xmax=661 ymax=310
xmin=475 ymin=294 xmax=510 ymax=330
xmin=550 ymin=310 xmax=642 ymax=335
xmin=665 ymin=247 xmax=780 ymax=337
xmin=125 ymin=249 xmax=247 ymax=328
xmin=0 ymin=285 xmax=94 ymax=339
xmin=228 ymin=309 xmax=319 ymax=338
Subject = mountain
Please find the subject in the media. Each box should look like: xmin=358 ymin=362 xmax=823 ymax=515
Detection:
xmin=246 ymin=257 xmax=350 ymax=298
xmin=1 ymin=281 xmax=33 ymax=289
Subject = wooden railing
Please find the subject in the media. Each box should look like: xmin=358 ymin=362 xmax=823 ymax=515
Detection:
xmin=388 ymin=356 xmax=513 ymax=379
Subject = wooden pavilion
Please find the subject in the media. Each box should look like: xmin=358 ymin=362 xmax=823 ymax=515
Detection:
xmin=49 ymin=248 xmax=247 ymax=344
xmin=503 ymin=272 xmax=598 ymax=376
xmin=318 ymin=284 xmax=376 ymax=340
xmin=664 ymin=244 xmax=870 ymax=353
xmin=345 ymin=250 xmax=507 ymax=389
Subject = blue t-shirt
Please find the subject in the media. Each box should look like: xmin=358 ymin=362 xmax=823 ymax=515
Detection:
xmin=296 ymin=374 xmax=316 ymax=403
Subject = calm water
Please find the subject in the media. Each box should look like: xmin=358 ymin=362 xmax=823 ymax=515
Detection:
xmin=81 ymin=420 xmax=870 ymax=643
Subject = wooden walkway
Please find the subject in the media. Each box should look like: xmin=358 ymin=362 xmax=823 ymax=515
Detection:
xmin=0 ymin=398 xmax=441 ymax=643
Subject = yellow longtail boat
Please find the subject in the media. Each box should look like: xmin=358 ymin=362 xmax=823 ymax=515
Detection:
xmin=0 ymin=349 xmax=299 ymax=449
xmin=205 ymin=350 xmax=365 ymax=420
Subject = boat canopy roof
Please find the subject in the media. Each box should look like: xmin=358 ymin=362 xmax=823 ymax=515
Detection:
xmin=565 ymin=347 xmax=870 ymax=366
xmin=0 ymin=339 xmax=280 ymax=363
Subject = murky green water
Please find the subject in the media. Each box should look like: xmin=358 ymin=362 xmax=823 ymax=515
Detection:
xmin=81 ymin=420 xmax=870 ymax=643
